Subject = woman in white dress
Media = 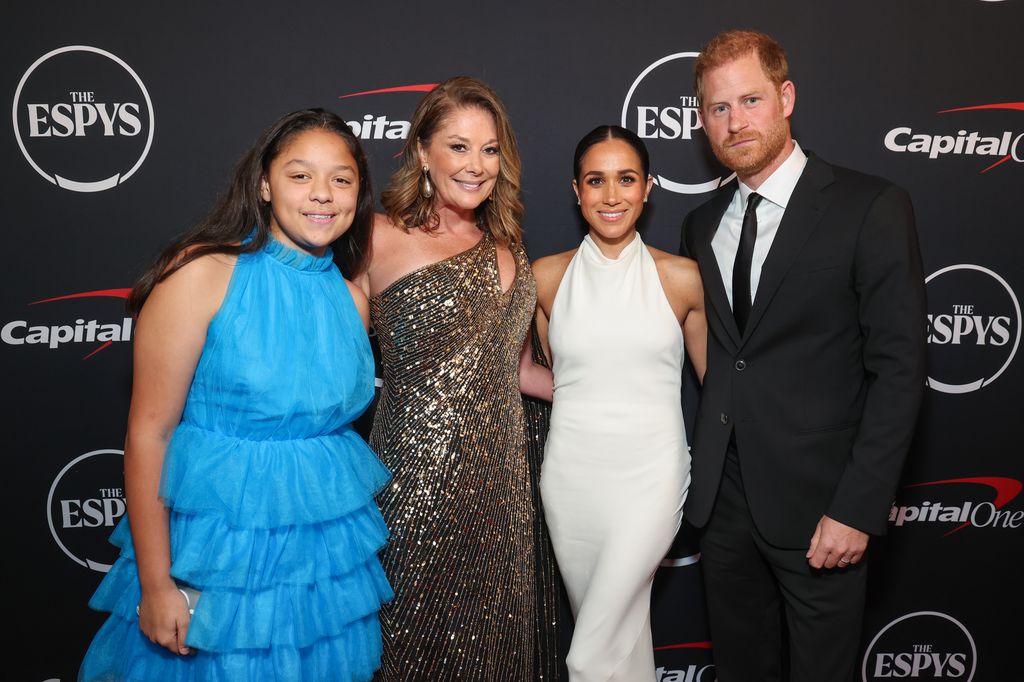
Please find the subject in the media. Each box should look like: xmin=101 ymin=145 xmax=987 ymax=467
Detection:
xmin=533 ymin=125 xmax=707 ymax=682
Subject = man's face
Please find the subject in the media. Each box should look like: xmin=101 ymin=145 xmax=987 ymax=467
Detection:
xmin=699 ymin=52 xmax=794 ymax=184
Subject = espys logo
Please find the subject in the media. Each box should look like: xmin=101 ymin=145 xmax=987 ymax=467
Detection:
xmin=890 ymin=477 xmax=1023 ymax=536
xmin=621 ymin=53 xmax=735 ymax=194
xmin=884 ymin=102 xmax=1023 ymax=173
xmin=862 ymin=611 xmax=976 ymax=680
xmin=337 ymin=83 xmax=437 ymax=142
xmin=925 ymin=264 xmax=1020 ymax=394
xmin=13 ymin=46 xmax=154 ymax=192
xmin=47 ymin=449 xmax=126 ymax=572
xmin=1 ymin=288 xmax=133 ymax=358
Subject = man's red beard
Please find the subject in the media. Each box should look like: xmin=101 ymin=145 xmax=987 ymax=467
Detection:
xmin=710 ymin=113 xmax=790 ymax=179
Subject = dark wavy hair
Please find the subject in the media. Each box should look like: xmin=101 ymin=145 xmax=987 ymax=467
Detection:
xmin=573 ymin=125 xmax=650 ymax=181
xmin=380 ymin=76 xmax=523 ymax=246
xmin=127 ymin=108 xmax=373 ymax=315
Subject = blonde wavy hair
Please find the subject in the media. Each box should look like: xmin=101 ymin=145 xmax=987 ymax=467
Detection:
xmin=381 ymin=76 xmax=523 ymax=246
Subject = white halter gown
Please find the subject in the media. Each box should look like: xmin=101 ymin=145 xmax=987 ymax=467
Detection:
xmin=541 ymin=233 xmax=690 ymax=682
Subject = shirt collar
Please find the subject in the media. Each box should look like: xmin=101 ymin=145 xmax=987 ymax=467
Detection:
xmin=737 ymin=141 xmax=807 ymax=209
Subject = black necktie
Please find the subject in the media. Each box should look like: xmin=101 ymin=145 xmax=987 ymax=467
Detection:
xmin=732 ymin=192 xmax=763 ymax=334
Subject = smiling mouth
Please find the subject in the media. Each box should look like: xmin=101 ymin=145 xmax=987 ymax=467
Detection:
xmin=598 ymin=210 xmax=626 ymax=221
xmin=454 ymin=180 xmax=484 ymax=191
xmin=303 ymin=212 xmax=337 ymax=224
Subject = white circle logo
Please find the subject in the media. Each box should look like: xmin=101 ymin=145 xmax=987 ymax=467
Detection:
xmin=925 ymin=264 xmax=1020 ymax=394
xmin=862 ymin=611 xmax=976 ymax=680
xmin=621 ymin=52 xmax=735 ymax=195
xmin=12 ymin=45 xmax=154 ymax=192
xmin=46 ymin=449 xmax=126 ymax=572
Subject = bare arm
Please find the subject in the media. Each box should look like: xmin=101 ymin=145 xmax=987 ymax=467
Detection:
xmin=518 ymin=328 xmax=553 ymax=401
xmin=127 ymin=253 xmax=233 ymax=655
xmin=345 ymin=279 xmax=370 ymax=331
xmin=653 ymin=250 xmax=707 ymax=383
xmin=679 ymin=262 xmax=707 ymax=383
xmin=520 ymin=252 xmax=574 ymax=401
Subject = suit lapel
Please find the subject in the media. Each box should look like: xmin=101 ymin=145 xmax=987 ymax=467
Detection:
xmin=694 ymin=187 xmax=743 ymax=349
xmin=742 ymin=154 xmax=835 ymax=342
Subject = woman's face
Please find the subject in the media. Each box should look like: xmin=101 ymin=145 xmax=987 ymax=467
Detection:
xmin=573 ymin=138 xmax=653 ymax=243
xmin=260 ymin=128 xmax=360 ymax=257
xmin=417 ymin=106 xmax=500 ymax=214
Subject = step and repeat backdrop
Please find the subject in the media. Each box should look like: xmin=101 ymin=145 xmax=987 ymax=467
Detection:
xmin=3 ymin=1 xmax=1022 ymax=680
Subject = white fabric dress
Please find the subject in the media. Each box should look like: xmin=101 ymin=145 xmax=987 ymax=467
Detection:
xmin=541 ymin=233 xmax=690 ymax=682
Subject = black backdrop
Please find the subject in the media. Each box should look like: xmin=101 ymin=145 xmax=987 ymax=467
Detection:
xmin=4 ymin=2 xmax=1022 ymax=680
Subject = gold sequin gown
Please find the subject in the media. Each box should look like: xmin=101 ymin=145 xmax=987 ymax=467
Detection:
xmin=370 ymin=231 xmax=539 ymax=681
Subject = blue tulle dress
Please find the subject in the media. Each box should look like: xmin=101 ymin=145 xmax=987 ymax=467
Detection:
xmin=79 ymin=237 xmax=393 ymax=681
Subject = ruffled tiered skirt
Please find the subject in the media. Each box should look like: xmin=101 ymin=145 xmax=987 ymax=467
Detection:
xmin=78 ymin=424 xmax=392 ymax=681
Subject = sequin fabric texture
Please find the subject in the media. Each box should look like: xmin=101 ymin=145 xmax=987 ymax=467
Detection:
xmin=522 ymin=321 xmax=567 ymax=682
xmin=370 ymin=231 xmax=538 ymax=681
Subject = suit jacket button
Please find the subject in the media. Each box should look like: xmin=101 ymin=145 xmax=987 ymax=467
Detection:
xmin=720 ymin=413 xmax=729 ymax=424
xmin=735 ymin=359 xmax=747 ymax=371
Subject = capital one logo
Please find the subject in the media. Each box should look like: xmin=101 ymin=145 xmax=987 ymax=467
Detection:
xmin=890 ymin=476 xmax=1023 ymax=536
xmin=884 ymin=102 xmax=1023 ymax=173
xmin=621 ymin=53 xmax=735 ymax=194
xmin=863 ymin=611 xmax=976 ymax=680
xmin=1 ymin=288 xmax=133 ymax=359
xmin=12 ymin=45 xmax=154 ymax=192
xmin=337 ymin=83 xmax=437 ymax=141
xmin=925 ymin=264 xmax=1020 ymax=394
xmin=47 ymin=449 xmax=126 ymax=572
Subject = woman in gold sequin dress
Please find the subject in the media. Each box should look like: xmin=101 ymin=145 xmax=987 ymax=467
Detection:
xmin=354 ymin=77 xmax=557 ymax=681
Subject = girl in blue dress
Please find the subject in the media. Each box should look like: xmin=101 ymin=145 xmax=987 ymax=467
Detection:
xmin=79 ymin=109 xmax=392 ymax=681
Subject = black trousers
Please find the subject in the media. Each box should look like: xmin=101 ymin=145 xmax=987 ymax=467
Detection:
xmin=700 ymin=445 xmax=867 ymax=682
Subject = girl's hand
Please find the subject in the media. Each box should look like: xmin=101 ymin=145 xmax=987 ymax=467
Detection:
xmin=138 ymin=581 xmax=192 ymax=655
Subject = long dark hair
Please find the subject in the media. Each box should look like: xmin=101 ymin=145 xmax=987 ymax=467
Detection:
xmin=572 ymin=125 xmax=650 ymax=181
xmin=127 ymin=108 xmax=373 ymax=315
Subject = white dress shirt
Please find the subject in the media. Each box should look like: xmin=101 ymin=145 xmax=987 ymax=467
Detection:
xmin=712 ymin=141 xmax=808 ymax=310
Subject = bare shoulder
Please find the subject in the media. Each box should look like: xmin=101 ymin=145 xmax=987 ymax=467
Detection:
xmin=145 ymin=250 xmax=237 ymax=324
xmin=532 ymin=248 xmax=576 ymax=314
xmin=344 ymin=278 xmax=370 ymax=330
xmin=648 ymin=246 xmax=703 ymax=313
xmin=371 ymin=212 xmax=408 ymax=244
xmin=532 ymin=249 xmax=576 ymax=282
xmin=163 ymin=249 xmax=236 ymax=293
xmin=648 ymin=246 xmax=701 ymax=285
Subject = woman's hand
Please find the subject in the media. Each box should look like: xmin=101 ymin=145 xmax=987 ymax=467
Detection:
xmin=138 ymin=581 xmax=193 ymax=655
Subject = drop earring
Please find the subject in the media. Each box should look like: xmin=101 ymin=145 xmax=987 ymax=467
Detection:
xmin=420 ymin=166 xmax=434 ymax=199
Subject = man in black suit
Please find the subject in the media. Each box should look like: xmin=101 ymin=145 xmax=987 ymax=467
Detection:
xmin=680 ymin=30 xmax=926 ymax=681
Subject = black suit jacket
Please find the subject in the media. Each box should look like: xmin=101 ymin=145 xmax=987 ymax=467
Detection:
xmin=681 ymin=153 xmax=927 ymax=548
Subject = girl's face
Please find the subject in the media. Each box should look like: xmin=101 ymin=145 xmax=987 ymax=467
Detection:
xmin=260 ymin=128 xmax=359 ymax=257
xmin=417 ymin=106 xmax=501 ymax=215
xmin=573 ymin=138 xmax=653 ymax=245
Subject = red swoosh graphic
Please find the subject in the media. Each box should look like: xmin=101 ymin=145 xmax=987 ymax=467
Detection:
xmin=905 ymin=476 xmax=1022 ymax=536
xmin=654 ymin=641 xmax=713 ymax=651
xmin=935 ymin=103 xmax=1022 ymax=174
xmin=981 ymin=155 xmax=1013 ymax=173
xmin=30 ymin=288 xmax=131 ymax=305
xmin=938 ymin=102 xmax=1024 ymax=113
xmin=82 ymin=341 xmax=114 ymax=360
xmin=339 ymin=84 xmax=437 ymax=99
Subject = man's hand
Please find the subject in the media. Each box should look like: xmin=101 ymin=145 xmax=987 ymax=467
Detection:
xmin=806 ymin=515 xmax=869 ymax=569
